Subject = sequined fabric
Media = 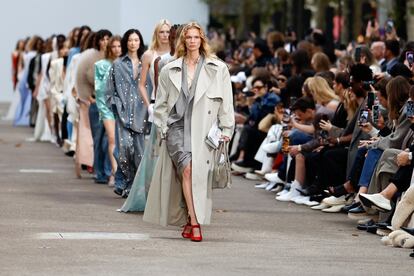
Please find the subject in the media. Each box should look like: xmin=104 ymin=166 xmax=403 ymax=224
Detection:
xmin=106 ymin=55 xmax=147 ymax=133
xmin=94 ymin=59 xmax=115 ymax=121
xmin=106 ymin=54 xmax=147 ymax=189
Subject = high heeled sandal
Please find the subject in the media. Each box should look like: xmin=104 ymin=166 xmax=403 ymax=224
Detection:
xmin=190 ymin=224 xmax=203 ymax=242
xmin=181 ymin=223 xmax=192 ymax=239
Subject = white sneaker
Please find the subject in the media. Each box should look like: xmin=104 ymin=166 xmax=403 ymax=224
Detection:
xmin=304 ymin=200 xmax=319 ymax=207
xmin=322 ymin=204 xmax=345 ymax=213
xmin=255 ymin=182 xmax=270 ymax=189
xmin=292 ymin=195 xmax=311 ymax=205
xmin=264 ymin=172 xmax=285 ymax=184
xmin=245 ymin=172 xmax=263 ymax=181
xmin=322 ymin=195 xmax=347 ymax=206
xmin=254 ymin=169 xmax=270 ymax=176
xmin=276 ymin=189 xmax=289 ymax=197
xmin=359 ymin=193 xmax=392 ymax=212
xmin=276 ymin=181 xmax=301 ymax=202
xmin=231 ymin=162 xmax=253 ymax=173
xmin=311 ymin=202 xmax=330 ymax=210
xmin=265 ymin=182 xmax=279 ymax=191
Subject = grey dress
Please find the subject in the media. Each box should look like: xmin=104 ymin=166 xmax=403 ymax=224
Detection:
xmin=166 ymin=57 xmax=204 ymax=174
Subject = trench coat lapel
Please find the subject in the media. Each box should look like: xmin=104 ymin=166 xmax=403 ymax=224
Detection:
xmin=168 ymin=58 xmax=183 ymax=94
xmin=194 ymin=59 xmax=218 ymax=105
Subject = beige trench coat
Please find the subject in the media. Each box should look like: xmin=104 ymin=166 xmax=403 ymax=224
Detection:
xmin=143 ymin=57 xmax=235 ymax=226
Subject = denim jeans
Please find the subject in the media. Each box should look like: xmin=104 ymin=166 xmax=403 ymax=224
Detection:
xmin=278 ymin=129 xmax=313 ymax=182
xmin=358 ymin=148 xmax=383 ymax=188
xmin=89 ymin=103 xmax=112 ymax=182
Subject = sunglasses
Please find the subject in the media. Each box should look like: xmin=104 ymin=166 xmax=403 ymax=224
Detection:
xmin=252 ymin=85 xmax=265 ymax=90
xmin=277 ymin=78 xmax=287 ymax=83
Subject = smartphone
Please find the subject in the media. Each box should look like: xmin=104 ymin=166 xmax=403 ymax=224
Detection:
xmin=407 ymin=101 xmax=414 ymax=118
xmin=372 ymin=105 xmax=380 ymax=124
xmin=386 ymin=20 xmax=394 ymax=34
xmin=359 ymin=109 xmax=369 ymax=126
xmin=406 ymin=51 xmax=414 ymax=67
xmin=354 ymin=47 xmax=362 ymax=63
xmin=367 ymin=92 xmax=375 ymax=110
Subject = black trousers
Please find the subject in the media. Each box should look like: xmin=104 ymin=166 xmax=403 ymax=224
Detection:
xmin=389 ymin=162 xmax=414 ymax=193
xmin=237 ymin=124 xmax=266 ymax=167
xmin=306 ymin=146 xmax=348 ymax=191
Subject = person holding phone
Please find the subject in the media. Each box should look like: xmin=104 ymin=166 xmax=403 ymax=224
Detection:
xmin=359 ymin=86 xmax=414 ymax=214
xmin=346 ymin=77 xmax=411 ymax=219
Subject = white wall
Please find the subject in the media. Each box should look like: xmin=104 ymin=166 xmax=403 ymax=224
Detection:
xmin=0 ymin=0 xmax=208 ymax=102
xmin=119 ymin=0 xmax=209 ymax=42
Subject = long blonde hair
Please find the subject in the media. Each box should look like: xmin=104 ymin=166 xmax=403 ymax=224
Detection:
xmin=149 ymin=19 xmax=171 ymax=51
xmin=304 ymin=76 xmax=338 ymax=105
xmin=343 ymin=88 xmax=358 ymax=120
xmin=175 ymin=22 xmax=213 ymax=59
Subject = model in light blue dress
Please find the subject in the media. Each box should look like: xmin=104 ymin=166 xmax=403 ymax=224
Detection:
xmin=14 ymin=51 xmax=36 ymax=126
xmin=95 ymin=59 xmax=115 ymax=121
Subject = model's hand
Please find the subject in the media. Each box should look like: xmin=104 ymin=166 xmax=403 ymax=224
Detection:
xmin=221 ymin=135 xmax=230 ymax=142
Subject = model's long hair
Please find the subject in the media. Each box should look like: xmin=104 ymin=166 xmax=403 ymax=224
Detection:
xmin=304 ymin=76 xmax=338 ymax=105
xmin=175 ymin=22 xmax=213 ymax=59
xmin=75 ymin=25 xmax=91 ymax=47
xmin=121 ymin=29 xmax=145 ymax=59
xmin=26 ymin=36 xmax=43 ymax=52
xmin=94 ymin=29 xmax=113 ymax=51
xmin=387 ymin=76 xmax=410 ymax=120
xmin=149 ymin=19 xmax=171 ymax=51
xmin=105 ymin=35 xmax=122 ymax=61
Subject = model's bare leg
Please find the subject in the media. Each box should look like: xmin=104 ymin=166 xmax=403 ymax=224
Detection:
xmin=103 ymin=119 xmax=117 ymax=176
xmin=43 ymin=99 xmax=52 ymax=132
xmin=181 ymin=162 xmax=201 ymax=237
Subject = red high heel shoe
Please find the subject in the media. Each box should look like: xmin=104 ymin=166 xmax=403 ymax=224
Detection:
xmin=181 ymin=222 xmax=192 ymax=239
xmin=190 ymin=224 xmax=203 ymax=242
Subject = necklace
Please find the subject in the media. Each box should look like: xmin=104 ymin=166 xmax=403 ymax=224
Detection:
xmin=185 ymin=55 xmax=200 ymax=66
